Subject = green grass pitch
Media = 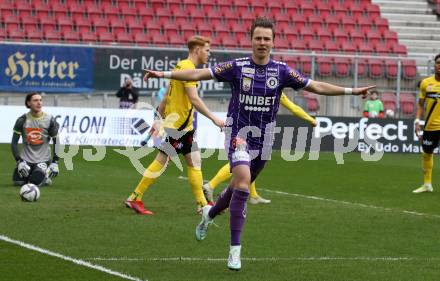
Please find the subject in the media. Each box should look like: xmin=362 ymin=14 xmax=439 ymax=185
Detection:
xmin=1 ymin=143 xmax=440 ymax=281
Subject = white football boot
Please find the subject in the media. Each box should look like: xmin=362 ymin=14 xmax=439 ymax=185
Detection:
xmin=228 ymin=245 xmax=241 ymax=270
xmin=412 ymin=184 xmax=433 ymax=194
xmin=249 ymin=195 xmax=271 ymax=204
xmin=195 ymin=205 xmax=213 ymax=241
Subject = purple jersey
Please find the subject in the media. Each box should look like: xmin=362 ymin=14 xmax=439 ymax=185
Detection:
xmin=209 ymin=57 xmax=310 ymax=150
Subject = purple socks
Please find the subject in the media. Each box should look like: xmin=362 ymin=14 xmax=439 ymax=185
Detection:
xmin=208 ymin=187 xmax=233 ymax=218
xmin=229 ymin=189 xmax=249 ymax=246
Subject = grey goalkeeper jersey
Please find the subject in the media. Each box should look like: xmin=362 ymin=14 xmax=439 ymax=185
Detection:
xmin=13 ymin=112 xmax=59 ymax=163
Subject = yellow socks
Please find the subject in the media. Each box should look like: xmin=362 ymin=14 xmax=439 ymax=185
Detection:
xmin=249 ymin=181 xmax=258 ymax=198
xmin=423 ymin=152 xmax=433 ymax=185
xmin=130 ymin=160 xmax=164 ymax=201
xmin=187 ymin=166 xmax=207 ymax=206
xmin=208 ymin=163 xmax=232 ymax=189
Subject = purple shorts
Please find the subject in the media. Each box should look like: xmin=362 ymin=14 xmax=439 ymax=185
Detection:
xmin=227 ymin=137 xmax=268 ymax=182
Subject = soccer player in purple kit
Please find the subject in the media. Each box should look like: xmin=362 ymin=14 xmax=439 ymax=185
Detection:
xmin=143 ymin=18 xmax=375 ymax=270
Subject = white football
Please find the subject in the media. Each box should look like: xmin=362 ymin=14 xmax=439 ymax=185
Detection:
xmin=20 ymin=183 xmax=40 ymax=202
xmin=386 ymin=109 xmax=395 ymax=118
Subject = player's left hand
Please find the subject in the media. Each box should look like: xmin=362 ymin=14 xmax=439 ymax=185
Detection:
xmin=311 ymin=119 xmax=317 ymax=127
xmin=143 ymin=69 xmax=163 ymax=81
xmin=353 ymin=86 xmax=376 ymax=99
xmin=48 ymin=162 xmax=59 ymax=178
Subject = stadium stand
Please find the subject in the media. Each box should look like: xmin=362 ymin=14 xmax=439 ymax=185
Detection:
xmin=0 ymin=0 xmax=426 ymax=116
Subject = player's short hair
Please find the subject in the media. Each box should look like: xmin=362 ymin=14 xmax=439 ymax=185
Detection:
xmin=187 ymin=35 xmax=211 ymax=51
xmin=434 ymin=53 xmax=440 ymax=63
xmin=250 ymin=17 xmax=275 ymax=40
xmin=25 ymin=92 xmax=41 ymax=108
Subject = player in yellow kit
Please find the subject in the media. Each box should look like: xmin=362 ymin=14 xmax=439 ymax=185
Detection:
xmin=203 ymin=92 xmax=317 ymax=204
xmin=125 ymin=35 xmax=224 ymax=214
xmin=413 ymin=54 xmax=440 ymax=193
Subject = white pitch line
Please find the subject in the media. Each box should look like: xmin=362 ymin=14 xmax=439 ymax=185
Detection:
xmin=177 ymin=176 xmax=440 ymax=219
xmin=85 ymin=256 xmax=440 ymax=262
xmin=0 ymin=235 xmax=147 ymax=281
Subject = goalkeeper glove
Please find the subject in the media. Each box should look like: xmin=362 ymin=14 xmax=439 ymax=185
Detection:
xmin=48 ymin=161 xmax=59 ymax=178
xmin=17 ymin=159 xmax=31 ymax=178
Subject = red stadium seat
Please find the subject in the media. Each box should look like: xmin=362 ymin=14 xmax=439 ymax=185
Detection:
xmin=374 ymin=42 xmax=389 ymax=55
xmin=103 ymin=3 xmax=119 ymax=17
xmin=366 ymin=29 xmax=382 ymax=45
xmin=98 ymin=31 xmax=115 ymax=43
xmin=307 ymin=14 xmax=322 ymax=30
xmin=33 ymin=0 xmax=51 ymax=18
xmin=127 ymin=18 xmax=144 ymax=34
xmin=340 ymin=41 xmax=357 ymax=54
xmin=383 ymin=30 xmax=398 ymax=44
xmin=307 ymin=39 xmax=324 ymax=52
xmin=291 ymin=40 xmax=307 ymax=51
xmin=284 ymin=1 xmax=299 ymax=14
xmin=316 ymin=26 xmax=332 ymax=43
xmin=267 ymin=1 xmax=283 ymax=18
xmin=133 ymin=32 xmax=150 ymax=44
xmin=324 ymin=15 xmax=339 ymax=31
xmin=393 ymin=44 xmax=408 ymax=55
xmin=299 ymin=2 xmax=315 ymax=17
xmin=21 ymin=16 xmax=39 ymax=30
xmin=381 ymin=93 xmax=397 ymax=112
xmin=402 ymin=59 xmax=417 ymax=79
xmin=220 ymin=35 xmax=238 ymax=48
xmin=79 ymin=31 xmax=96 ymax=43
xmin=118 ymin=2 xmax=138 ymax=18
xmin=400 ymin=93 xmax=415 ymax=115
xmin=303 ymin=91 xmax=319 ymax=113
xmin=92 ymin=17 xmax=110 ymax=33
xmin=357 ymin=42 xmax=374 ymax=54
xmin=384 ymin=59 xmax=398 ymax=79
xmin=150 ymin=33 xmax=168 ymax=45
xmin=317 ymin=57 xmax=333 ymax=77
xmin=334 ymin=57 xmax=351 ymax=77
xmin=284 ymin=56 xmax=298 ymax=69
xmin=167 ymin=33 xmax=185 ymax=46
xmin=44 ymin=30 xmax=62 ymax=42
xmin=238 ymin=36 xmax=252 ymax=48
xmin=110 ymin=18 xmax=126 ymax=34
xmin=39 ymin=15 xmax=57 ymax=33
xmin=51 ymin=1 xmax=68 ymax=18
xmin=138 ymin=5 xmax=154 ymax=17
xmin=368 ymin=59 xmax=384 ymax=79
xmin=355 ymin=58 xmax=368 ymax=77
xmin=324 ymin=40 xmax=340 ymax=53
xmin=299 ymin=56 xmax=312 ymax=76
xmin=333 ymin=28 xmax=349 ymax=43
xmin=26 ymin=28 xmax=44 ymax=42
xmin=115 ymin=32 xmax=133 ymax=44
xmin=8 ymin=28 xmax=25 ymax=40
xmin=63 ymin=30 xmax=80 ymax=43
xmin=373 ymin=17 xmax=389 ymax=33
xmin=301 ymin=26 xmax=315 ymax=42
xmin=276 ymin=39 xmax=290 ymax=50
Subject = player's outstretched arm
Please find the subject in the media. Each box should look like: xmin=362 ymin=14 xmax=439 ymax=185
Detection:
xmin=144 ymin=68 xmax=212 ymax=81
xmin=280 ymin=93 xmax=316 ymax=126
xmin=185 ymin=87 xmax=225 ymax=129
xmin=305 ymin=81 xmax=375 ymax=98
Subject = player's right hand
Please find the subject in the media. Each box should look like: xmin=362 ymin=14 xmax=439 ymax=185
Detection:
xmin=212 ymin=117 xmax=225 ymax=131
xmin=311 ymin=118 xmax=317 ymax=127
xmin=143 ymin=69 xmax=163 ymax=81
xmin=17 ymin=160 xmax=31 ymax=178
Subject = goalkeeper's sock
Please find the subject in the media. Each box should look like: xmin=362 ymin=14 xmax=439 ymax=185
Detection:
xmin=249 ymin=181 xmax=258 ymax=198
xmin=208 ymin=163 xmax=232 ymax=190
xmin=187 ymin=166 xmax=207 ymax=206
xmin=423 ymin=152 xmax=433 ymax=186
xmin=229 ymin=188 xmax=249 ymax=246
xmin=208 ymin=186 xmax=233 ymax=218
xmin=129 ymin=160 xmax=165 ymax=201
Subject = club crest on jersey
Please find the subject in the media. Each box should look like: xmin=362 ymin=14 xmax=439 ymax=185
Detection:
xmin=266 ymin=77 xmax=278 ymax=89
xmin=242 ymin=77 xmax=252 ymax=92
xmin=427 ymin=84 xmax=433 ymax=91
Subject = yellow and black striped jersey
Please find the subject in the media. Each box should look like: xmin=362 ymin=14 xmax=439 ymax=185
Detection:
xmin=419 ymin=75 xmax=440 ymax=131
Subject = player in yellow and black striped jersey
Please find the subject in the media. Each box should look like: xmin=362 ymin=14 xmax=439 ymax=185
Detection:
xmin=125 ymin=35 xmax=224 ymax=215
xmin=413 ymin=54 xmax=440 ymax=193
